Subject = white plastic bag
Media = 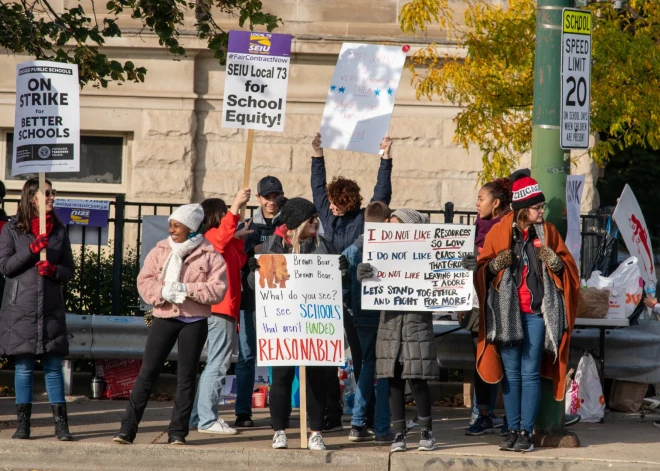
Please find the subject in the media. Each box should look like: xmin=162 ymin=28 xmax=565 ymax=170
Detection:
xmin=574 ymin=353 xmax=605 ymax=423
xmin=586 ymin=257 xmax=643 ymax=318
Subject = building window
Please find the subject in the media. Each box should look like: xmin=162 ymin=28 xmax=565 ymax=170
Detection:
xmin=5 ymin=133 xmax=124 ymax=185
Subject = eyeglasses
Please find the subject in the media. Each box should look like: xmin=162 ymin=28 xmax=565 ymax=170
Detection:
xmin=45 ymin=189 xmax=57 ymax=198
xmin=530 ymin=203 xmax=546 ymax=212
xmin=308 ymin=215 xmax=319 ymax=224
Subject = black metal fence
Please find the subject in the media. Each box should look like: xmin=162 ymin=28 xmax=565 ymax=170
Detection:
xmin=0 ymin=196 xmax=610 ymax=315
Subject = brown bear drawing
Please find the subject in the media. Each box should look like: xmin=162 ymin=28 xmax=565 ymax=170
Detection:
xmin=258 ymin=254 xmax=290 ymax=289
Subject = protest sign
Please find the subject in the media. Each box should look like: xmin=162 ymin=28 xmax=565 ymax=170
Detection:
xmin=613 ymin=185 xmax=657 ymax=288
xmin=255 ymin=254 xmax=344 ymax=366
xmin=361 ymin=223 xmax=476 ymax=311
xmin=13 ymin=60 xmax=80 ymax=176
xmin=54 ymin=199 xmax=110 ymax=228
xmin=566 ymin=175 xmax=585 ymax=271
xmin=320 ymin=43 xmax=406 ymax=154
xmin=221 ymin=31 xmax=292 ymax=132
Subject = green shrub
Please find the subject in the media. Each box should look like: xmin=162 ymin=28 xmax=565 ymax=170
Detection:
xmin=64 ymin=244 xmax=140 ymax=315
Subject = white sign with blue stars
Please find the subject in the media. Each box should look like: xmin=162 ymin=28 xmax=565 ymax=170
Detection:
xmin=320 ymin=43 xmax=406 ymax=154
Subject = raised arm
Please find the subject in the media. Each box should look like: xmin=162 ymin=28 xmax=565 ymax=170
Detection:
xmin=370 ymin=136 xmax=393 ymax=205
xmin=310 ymin=132 xmax=333 ymax=226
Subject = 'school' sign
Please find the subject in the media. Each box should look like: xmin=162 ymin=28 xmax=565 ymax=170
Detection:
xmin=255 ymin=254 xmax=344 ymax=366
xmin=221 ymin=31 xmax=292 ymax=133
xmin=361 ymin=223 xmax=476 ymax=312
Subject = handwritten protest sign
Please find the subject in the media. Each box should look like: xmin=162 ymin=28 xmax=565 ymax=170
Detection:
xmin=613 ymin=184 xmax=656 ymax=288
xmin=255 ymin=254 xmax=344 ymax=366
xmin=361 ymin=223 xmax=476 ymax=311
xmin=221 ymin=31 xmax=292 ymax=132
xmin=320 ymin=43 xmax=406 ymax=154
xmin=13 ymin=60 xmax=80 ymax=176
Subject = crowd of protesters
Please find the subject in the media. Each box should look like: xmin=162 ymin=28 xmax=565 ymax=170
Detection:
xmin=0 ymin=133 xmax=579 ymax=453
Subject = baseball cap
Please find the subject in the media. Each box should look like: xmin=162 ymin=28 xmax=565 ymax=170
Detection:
xmin=257 ymin=176 xmax=283 ymax=196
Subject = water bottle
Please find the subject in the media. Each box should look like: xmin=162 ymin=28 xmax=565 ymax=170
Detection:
xmin=647 ymin=283 xmax=656 ymax=299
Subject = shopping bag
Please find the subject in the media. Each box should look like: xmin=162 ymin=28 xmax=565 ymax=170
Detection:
xmin=565 ymin=378 xmax=580 ymax=415
xmin=577 ymin=287 xmax=610 ymax=319
xmin=574 ymin=353 xmax=605 ymax=423
xmin=586 ymin=257 xmax=643 ymax=318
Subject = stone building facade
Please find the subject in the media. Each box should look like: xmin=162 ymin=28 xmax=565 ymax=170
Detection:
xmin=0 ymin=0 xmax=598 ymax=214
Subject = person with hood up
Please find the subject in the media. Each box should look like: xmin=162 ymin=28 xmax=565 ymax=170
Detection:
xmin=114 ymin=204 xmax=227 ymax=446
xmin=475 ymin=175 xmax=579 ymax=453
xmin=357 ymin=208 xmax=439 ymax=453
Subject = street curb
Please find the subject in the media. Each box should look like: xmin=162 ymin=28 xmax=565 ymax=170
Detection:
xmin=0 ymin=439 xmax=389 ymax=471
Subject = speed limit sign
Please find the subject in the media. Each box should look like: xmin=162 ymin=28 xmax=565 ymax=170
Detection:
xmin=560 ymin=9 xmax=592 ymax=149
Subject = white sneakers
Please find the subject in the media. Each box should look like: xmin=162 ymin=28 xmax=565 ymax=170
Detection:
xmin=198 ymin=419 xmax=238 ymax=435
xmin=272 ymin=431 xmax=288 ymax=449
xmin=271 ymin=431 xmax=326 ymax=451
xmin=308 ymin=432 xmax=326 ymax=451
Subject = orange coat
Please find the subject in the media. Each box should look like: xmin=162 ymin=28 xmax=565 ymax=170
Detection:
xmin=475 ymin=212 xmax=579 ymax=401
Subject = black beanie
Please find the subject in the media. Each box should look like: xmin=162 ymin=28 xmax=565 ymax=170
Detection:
xmin=278 ymin=197 xmax=317 ymax=230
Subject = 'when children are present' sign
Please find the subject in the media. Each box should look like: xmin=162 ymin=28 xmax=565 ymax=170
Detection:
xmin=255 ymin=254 xmax=344 ymax=366
xmin=361 ymin=223 xmax=476 ymax=312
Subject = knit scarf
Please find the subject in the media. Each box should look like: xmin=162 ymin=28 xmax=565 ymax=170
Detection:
xmin=486 ymin=223 xmax=567 ymax=361
xmin=159 ymin=234 xmax=204 ymax=283
xmin=30 ymin=214 xmax=54 ymax=237
xmin=475 ymin=215 xmax=501 ymax=249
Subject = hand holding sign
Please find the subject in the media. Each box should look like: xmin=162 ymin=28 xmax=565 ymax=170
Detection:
xmin=312 ymin=132 xmax=323 ymax=158
xmin=379 ymin=136 xmax=392 ymax=159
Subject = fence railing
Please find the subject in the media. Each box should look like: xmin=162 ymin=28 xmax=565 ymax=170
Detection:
xmin=0 ymin=196 xmax=611 ymax=315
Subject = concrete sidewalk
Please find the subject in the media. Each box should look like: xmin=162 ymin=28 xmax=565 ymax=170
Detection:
xmin=1 ymin=396 xmax=659 ymax=470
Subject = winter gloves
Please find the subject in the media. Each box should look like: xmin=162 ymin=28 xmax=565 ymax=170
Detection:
xmin=36 ymin=260 xmax=56 ymax=277
xmin=162 ymin=282 xmax=187 ymax=304
xmin=461 ymin=254 xmax=478 ymax=272
xmin=489 ymin=249 xmax=513 ymax=275
xmin=539 ymin=246 xmax=563 ymax=273
xmin=30 ymin=234 xmax=49 ymax=254
xmin=356 ymin=263 xmax=375 ymax=282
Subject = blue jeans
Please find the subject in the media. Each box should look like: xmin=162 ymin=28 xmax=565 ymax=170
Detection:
xmin=190 ymin=315 xmax=237 ymax=430
xmin=235 ymin=310 xmax=256 ymax=417
xmin=351 ymin=326 xmax=390 ymax=436
xmin=15 ymin=354 xmax=65 ymax=404
xmin=500 ymin=313 xmax=546 ymax=433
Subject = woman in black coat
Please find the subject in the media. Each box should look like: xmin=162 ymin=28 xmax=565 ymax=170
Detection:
xmin=0 ymin=177 xmax=75 ymax=441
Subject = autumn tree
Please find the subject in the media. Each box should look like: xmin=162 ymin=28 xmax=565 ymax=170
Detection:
xmin=399 ymin=0 xmax=660 ymax=183
xmin=0 ymin=0 xmax=280 ymax=88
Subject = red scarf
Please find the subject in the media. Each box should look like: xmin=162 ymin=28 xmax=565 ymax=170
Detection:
xmin=31 ymin=214 xmax=54 ymax=237
xmin=274 ymin=224 xmax=290 ymax=244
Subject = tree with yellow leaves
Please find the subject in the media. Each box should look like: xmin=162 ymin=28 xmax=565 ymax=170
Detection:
xmin=400 ymin=0 xmax=660 ymax=183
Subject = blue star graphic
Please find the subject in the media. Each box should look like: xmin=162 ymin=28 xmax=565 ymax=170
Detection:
xmin=375 ymin=89 xmax=381 ymax=96
xmin=330 ymin=85 xmax=336 ymax=91
xmin=338 ymin=86 xmax=346 ymax=93
xmin=387 ymin=88 xmax=394 ymax=95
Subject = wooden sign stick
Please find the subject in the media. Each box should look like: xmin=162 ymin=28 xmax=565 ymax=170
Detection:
xmin=239 ymin=129 xmax=255 ymax=221
xmin=38 ymin=172 xmax=46 ymax=261
xmin=299 ymin=366 xmax=307 ymax=449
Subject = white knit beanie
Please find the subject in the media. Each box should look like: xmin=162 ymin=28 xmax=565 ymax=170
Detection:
xmin=169 ymin=204 xmax=204 ymax=232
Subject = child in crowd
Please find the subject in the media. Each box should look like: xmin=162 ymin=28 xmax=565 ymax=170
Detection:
xmin=343 ymin=201 xmax=394 ymax=444
xmin=357 ymin=208 xmax=439 ymax=453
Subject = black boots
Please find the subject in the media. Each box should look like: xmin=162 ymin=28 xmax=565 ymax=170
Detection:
xmin=12 ymin=404 xmax=32 ymax=439
xmin=50 ymin=403 xmax=73 ymax=441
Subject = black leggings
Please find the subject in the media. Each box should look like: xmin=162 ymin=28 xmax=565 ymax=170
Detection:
xmin=472 ymin=331 xmax=494 ymax=412
xmin=120 ymin=317 xmax=208 ymax=438
xmin=270 ymin=366 xmax=329 ymax=431
xmin=388 ymin=362 xmax=433 ymax=432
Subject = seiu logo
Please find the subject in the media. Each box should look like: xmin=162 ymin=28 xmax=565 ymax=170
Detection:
xmin=71 ymin=209 xmax=90 ymax=224
xmin=249 ymin=34 xmax=271 ymax=54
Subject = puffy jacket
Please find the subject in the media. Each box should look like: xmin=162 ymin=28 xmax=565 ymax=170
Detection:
xmin=0 ymin=218 xmax=75 ymax=357
xmin=376 ymin=311 xmax=439 ymax=381
xmin=342 ymin=236 xmax=379 ymax=327
xmin=240 ymin=207 xmax=276 ymax=312
xmin=205 ymin=212 xmax=246 ymax=320
xmin=138 ymin=238 xmax=228 ymax=319
xmin=311 ymin=157 xmax=392 ymax=253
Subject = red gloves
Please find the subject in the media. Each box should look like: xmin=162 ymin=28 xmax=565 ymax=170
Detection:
xmin=30 ymin=234 xmax=49 ymax=254
xmin=36 ymin=260 xmax=56 ymax=277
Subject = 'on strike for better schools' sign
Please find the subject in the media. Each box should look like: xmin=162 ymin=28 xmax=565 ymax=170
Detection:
xmin=13 ymin=60 xmax=80 ymax=176
xmin=255 ymin=254 xmax=344 ymax=366
xmin=362 ymin=223 xmax=476 ymax=312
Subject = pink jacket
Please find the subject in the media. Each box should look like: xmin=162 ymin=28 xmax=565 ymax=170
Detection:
xmin=138 ymin=238 xmax=228 ymax=319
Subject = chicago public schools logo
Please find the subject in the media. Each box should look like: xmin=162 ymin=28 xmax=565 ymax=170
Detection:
xmin=38 ymin=146 xmax=51 ymax=159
